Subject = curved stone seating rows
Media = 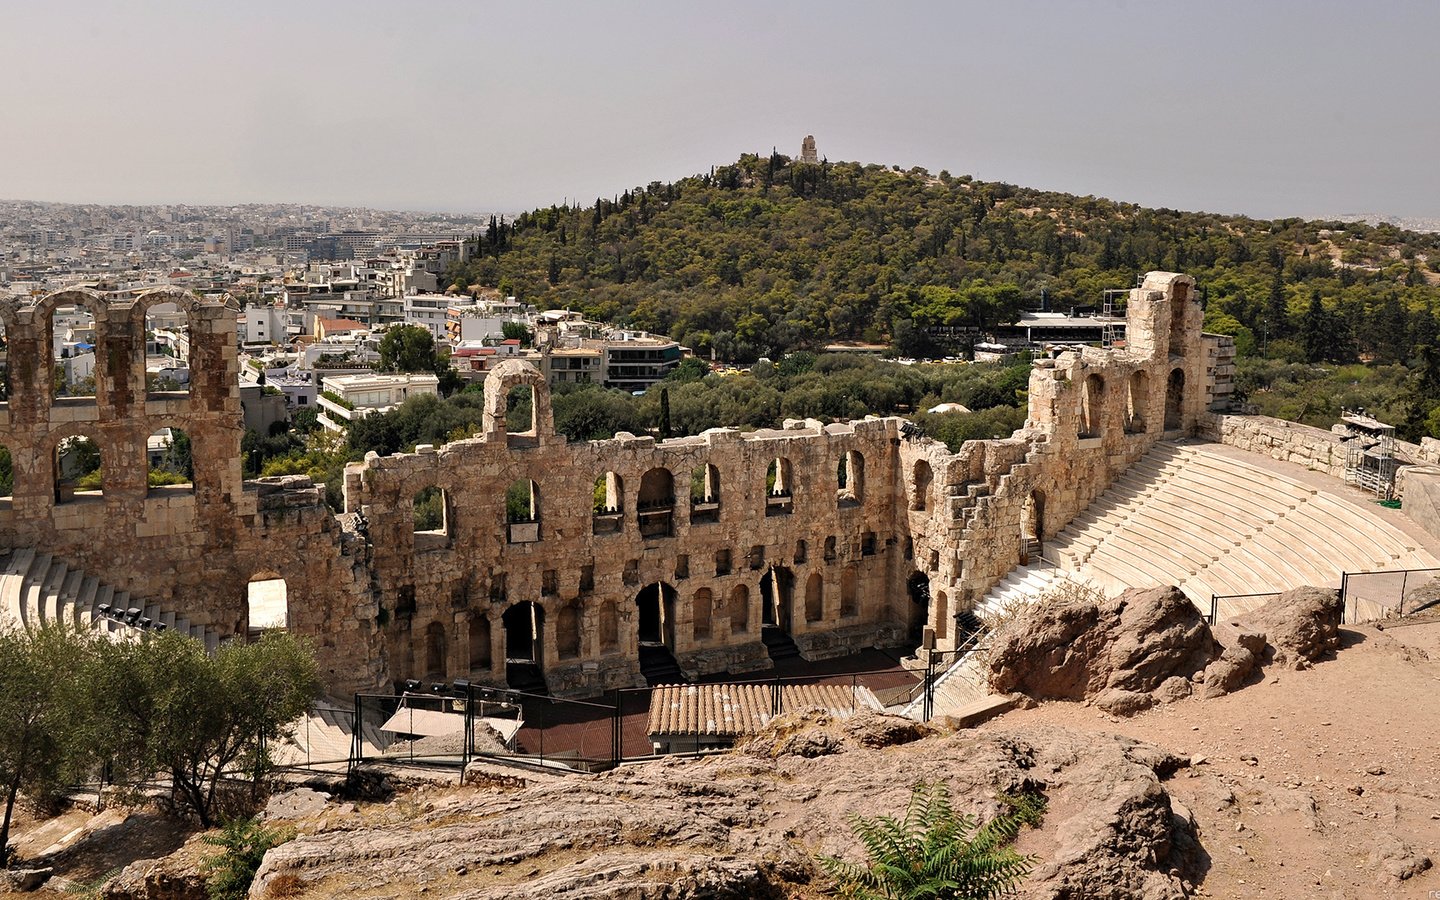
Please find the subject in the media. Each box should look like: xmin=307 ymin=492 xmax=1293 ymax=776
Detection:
xmin=270 ymin=704 xmax=389 ymax=771
xmin=0 ymin=548 xmax=219 ymax=652
xmin=1047 ymin=442 xmax=1435 ymax=611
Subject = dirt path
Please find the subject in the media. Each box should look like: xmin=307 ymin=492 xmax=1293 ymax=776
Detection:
xmin=989 ymin=619 xmax=1440 ymax=898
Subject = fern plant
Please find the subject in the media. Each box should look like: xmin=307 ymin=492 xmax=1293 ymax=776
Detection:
xmin=818 ymin=783 xmax=1043 ymax=900
xmin=200 ymin=817 xmax=294 ymax=900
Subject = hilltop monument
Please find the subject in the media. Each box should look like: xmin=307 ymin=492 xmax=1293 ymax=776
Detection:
xmin=800 ymin=135 xmax=818 ymax=164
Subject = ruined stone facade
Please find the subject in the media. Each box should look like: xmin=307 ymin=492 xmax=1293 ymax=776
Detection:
xmin=0 ymin=272 xmax=1220 ymax=696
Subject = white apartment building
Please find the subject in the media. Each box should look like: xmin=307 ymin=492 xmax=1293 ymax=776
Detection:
xmin=316 ymin=372 xmax=439 ymax=432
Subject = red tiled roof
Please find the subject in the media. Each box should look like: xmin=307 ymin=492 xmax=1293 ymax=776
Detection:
xmin=645 ymin=683 xmax=880 ymax=737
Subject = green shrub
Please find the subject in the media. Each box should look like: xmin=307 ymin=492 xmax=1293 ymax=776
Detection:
xmin=201 ymin=818 xmax=294 ymax=900
xmin=818 ymin=783 xmax=1044 ymax=900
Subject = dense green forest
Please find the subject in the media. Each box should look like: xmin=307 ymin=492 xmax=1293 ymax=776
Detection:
xmin=450 ymin=152 xmax=1440 ymax=371
xmin=252 ymin=151 xmax=1440 ymax=507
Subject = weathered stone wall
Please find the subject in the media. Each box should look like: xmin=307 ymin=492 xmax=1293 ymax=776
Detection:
xmin=1203 ymin=414 xmax=1350 ymax=479
xmin=899 ymin=272 xmax=1212 ymax=647
xmin=341 ymin=359 xmax=910 ymax=694
xmin=0 ymin=289 xmax=382 ymax=690
xmin=0 ymin=271 xmax=1228 ymax=693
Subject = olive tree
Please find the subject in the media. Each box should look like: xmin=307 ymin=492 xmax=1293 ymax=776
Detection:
xmin=0 ymin=624 xmax=105 ymax=857
xmin=94 ymin=631 xmax=321 ymax=827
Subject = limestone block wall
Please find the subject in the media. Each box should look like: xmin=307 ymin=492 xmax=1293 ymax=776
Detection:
xmin=343 ymin=360 xmax=911 ymax=695
xmin=899 ymin=272 xmax=1213 ymax=647
xmin=0 ymin=289 xmax=381 ymax=691
xmin=0 ymin=271 xmax=1231 ymax=695
xmin=1203 ymin=414 xmax=1349 ymax=479
xmin=1396 ymin=466 xmax=1440 ymax=540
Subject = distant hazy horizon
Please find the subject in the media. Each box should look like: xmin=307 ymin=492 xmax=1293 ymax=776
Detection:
xmin=3 ymin=1 xmax=1438 ymax=222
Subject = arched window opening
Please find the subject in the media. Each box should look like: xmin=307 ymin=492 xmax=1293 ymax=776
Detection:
xmin=247 ymin=577 xmax=288 ymax=636
xmin=145 ymin=301 xmax=191 ymax=398
xmin=55 ymin=435 xmax=103 ymax=503
xmin=1165 ymin=368 xmax=1185 ymax=431
xmin=1021 ymin=490 xmax=1045 ymax=560
xmin=765 ymin=457 xmax=793 ymax=516
xmin=840 ymin=565 xmax=859 ymax=618
xmin=692 ymin=588 xmax=713 ymax=642
xmin=1168 ymin=282 xmax=1190 ymax=357
xmin=50 ymin=304 xmax=99 ymax=401
xmin=1080 ymin=373 xmax=1105 ymax=438
xmin=505 ymin=383 xmax=536 ymax=436
xmin=501 ymin=602 xmax=545 ymax=691
xmin=1126 ymin=370 xmax=1149 ymax=434
xmin=0 ymin=443 xmax=14 ymax=504
xmin=597 ymin=599 xmax=619 ymax=653
xmin=413 ymin=485 xmax=449 ymax=550
xmin=837 ymin=450 xmax=864 ymax=507
xmin=468 ymin=614 xmax=491 ymax=673
xmin=424 ymin=622 xmax=447 ymax=680
xmin=502 ymin=602 xmax=544 ymax=664
xmin=759 ymin=566 xmax=794 ymax=633
xmin=729 ymin=584 xmax=750 ymax=635
xmin=592 ymin=472 xmax=624 ymax=535
xmin=793 ymin=539 xmax=807 ymax=564
xmin=804 ymin=573 xmax=824 ymax=624
xmin=911 ymin=460 xmax=933 ymax=511
xmin=506 ymin=479 xmax=540 ymax=543
xmin=637 ymin=467 xmax=675 ymax=538
xmin=824 ymin=536 xmax=838 ymax=562
xmin=906 ymin=572 xmax=931 ymax=648
xmin=556 ymin=602 xmax=581 ymax=660
xmin=147 ymin=427 xmax=193 ymax=493
xmin=689 ymin=464 xmax=721 ymax=525
xmin=635 ymin=582 xmax=676 ymax=649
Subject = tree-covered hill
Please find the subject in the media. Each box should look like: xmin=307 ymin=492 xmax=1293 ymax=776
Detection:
xmin=452 ymin=151 xmax=1440 ymax=367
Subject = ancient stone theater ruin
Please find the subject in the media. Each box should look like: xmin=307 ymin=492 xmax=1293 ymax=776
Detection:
xmin=1 ymin=272 xmax=1434 ymax=697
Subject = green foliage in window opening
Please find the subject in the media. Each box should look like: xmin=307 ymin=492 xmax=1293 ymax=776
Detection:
xmin=413 ymin=486 xmax=445 ymax=532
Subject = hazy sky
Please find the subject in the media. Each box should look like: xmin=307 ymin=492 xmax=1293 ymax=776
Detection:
xmin=2 ymin=1 xmax=1437 ymax=220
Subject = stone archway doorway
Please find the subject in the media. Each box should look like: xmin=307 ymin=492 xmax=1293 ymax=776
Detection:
xmin=501 ymin=601 xmax=546 ymax=693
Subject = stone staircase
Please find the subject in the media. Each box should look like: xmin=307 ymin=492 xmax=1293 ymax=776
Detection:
xmin=761 ymin=626 xmax=802 ymax=664
xmin=271 ymin=703 xmax=392 ymax=771
xmin=1047 ymin=441 xmax=1437 ymax=615
xmin=0 ymin=548 xmax=221 ymax=651
xmin=638 ymin=643 xmax=687 ymax=685
xmin=971 ymin=564 xmax=1059 ymax=626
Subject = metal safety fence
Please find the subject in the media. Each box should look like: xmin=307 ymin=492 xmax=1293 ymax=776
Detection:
xmin=296 ymin=660 xmax=941 ymax=777
xmin=1340 ymin=567 xmax=1440 ymax=624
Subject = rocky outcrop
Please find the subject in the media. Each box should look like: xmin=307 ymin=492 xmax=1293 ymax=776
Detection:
xmin=987 ymin=586 xmax=1214 ymax=715
xmin=99 ymin=835 xmax=210 ymax=900
xmin=1368 ymin=832 xmax=1434 ymax=884
xmin=247 ymin=716 xmax=1200 ymax=900
xmin=1231 ymin=586 xmax=1342 ymax=669
xmin=1200 ymin=623 xmax=1266 ymax=699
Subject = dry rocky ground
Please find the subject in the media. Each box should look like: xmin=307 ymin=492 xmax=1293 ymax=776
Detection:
xmin=999 ymin=614 xmax=1440 ymax=899
xmin=3 ymin=594 xmax=1438 ymax=900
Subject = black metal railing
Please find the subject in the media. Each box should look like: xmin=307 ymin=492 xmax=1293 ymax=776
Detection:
xmin=1206 ymin=591 xmax=1281 ymax=625
xmin=1339 ymin=567 xmax=1440 ymax=624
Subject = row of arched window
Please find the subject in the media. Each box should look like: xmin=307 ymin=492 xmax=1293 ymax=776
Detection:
xmin=412 ymin=565 xmax=871 ymax=679
xmin=8 ymin=298 xmax=198 ymax=409
xmin=410 ymin=452 xmax=878 ymax=545
xmin=0 ymin=427 xmax=196 ymax=504
xmin=1077 ymin=367 xmax=1187 ymax=438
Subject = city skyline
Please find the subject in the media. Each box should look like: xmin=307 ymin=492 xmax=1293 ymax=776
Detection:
xmin=2 ymin=1 xmax=1438 ymax=221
